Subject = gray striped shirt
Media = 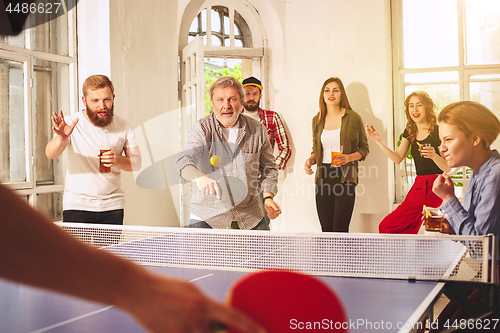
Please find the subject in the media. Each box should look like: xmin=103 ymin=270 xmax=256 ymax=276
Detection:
xmin=176 ymin=113 xmax=278 ymax=229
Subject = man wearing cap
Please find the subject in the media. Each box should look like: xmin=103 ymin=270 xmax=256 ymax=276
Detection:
xmin=241 ymin=76 xmax=292 ymax=230
xmin=241 ymin=76 xmax=292 ymax=171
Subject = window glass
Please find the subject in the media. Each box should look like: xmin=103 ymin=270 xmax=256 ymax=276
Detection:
xmin=36 ymin=192 xmax=63 ymax=221
xmin=465 ymin=0 xmax=500 ymax=65
xmin=34 ymin=59 xmax=69 ymax=186
xmin=1 ymin=0 xmax=74 ymax=222
xmin=404 ymin=85 xmax=459 ymax=111
xmin=189 ymin=6 xmax=251 ymax=48
xmin=189 ymin=16 xmax=198 ymax=33
xmin=224 ymin=16 xmax=230 ymax=35
xmin=211 ymin=35 xmax=221 ymax=46
xmin=211 ymin=8 xmax=221 ymax=33
xmin=32 ymin=9 xmax=69 ymax=56
xmin=234 ymin=10 xmax=250 ymax=47
xmin=0 ymin=32 xmax=25 ymax=48
xmin=469 ymin=73 xmax=500 ymax=150
xmin=404 ymin=72 xmax=460 ymax=110
xmin=204 ymin=58 xmax=242 ymax=116
xmin=469 ymin=74 xmax=500 ymax=110
xmin=201 ymin=8 xmax=207 ymax=31
xmin=0 ymin=59 xmax=26 ymax=183
xmin=395 ymin=0 xmax=500 ymax=203
xmin=404 ymin=71 xmax=459 ymax=83
xmin=234 ymin=23 xmax=241 ymax=36
xmin=402 ymin=0 xmax=458 ymax=68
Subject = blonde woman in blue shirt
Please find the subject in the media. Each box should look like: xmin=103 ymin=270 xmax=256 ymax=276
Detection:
xmin=433 ymin=101 xmax=500 ymax=239
xmin=430 ymin=101 xmax=500 ymax=332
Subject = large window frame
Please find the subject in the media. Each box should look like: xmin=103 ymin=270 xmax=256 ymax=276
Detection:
xmin=0 ymin=4 xmax=78 ymax=220
xmin=392 ymin=0 xmax=500 ymax=203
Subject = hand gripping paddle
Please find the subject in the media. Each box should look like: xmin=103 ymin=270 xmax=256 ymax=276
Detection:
xmin=210 ymin=154 xmax=246 ymax=205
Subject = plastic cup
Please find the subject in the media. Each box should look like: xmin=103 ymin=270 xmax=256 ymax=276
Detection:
xmin=100 ymin=149 xmax=111 ymax=173
xmin=331 ymin=145 xmax=343 ymax=166
xmin=420 ymin=143 xmax=432 ymax=157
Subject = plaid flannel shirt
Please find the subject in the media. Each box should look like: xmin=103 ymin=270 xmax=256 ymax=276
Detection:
xmin=176 ymin=113 xmax=278 ymax=229
xmin=241 ymin=107 xmax=292 ymax=170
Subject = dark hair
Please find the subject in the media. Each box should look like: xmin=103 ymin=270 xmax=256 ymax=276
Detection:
xmin=316 ymin=77 xmax=352 ymax=125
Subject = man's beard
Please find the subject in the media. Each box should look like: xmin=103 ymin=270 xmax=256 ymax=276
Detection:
xmin=243 ymin=99 xmax=260 ymax=112
xmin=86 ymin=104 xmax=114 ymax=127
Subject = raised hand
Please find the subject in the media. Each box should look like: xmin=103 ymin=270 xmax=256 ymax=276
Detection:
xmin=51 ymin=110 xmax=79 ymax=138
xmin=432 ymin=173 xmax=456 ymax=203
xmin=365 ymin=124 xmax=380 ymax=142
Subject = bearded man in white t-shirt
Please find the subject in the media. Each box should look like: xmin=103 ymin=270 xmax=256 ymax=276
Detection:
xmin=46 ymin=75 xmax=141 ymax=225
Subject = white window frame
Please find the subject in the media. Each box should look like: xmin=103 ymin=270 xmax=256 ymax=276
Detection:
xmin=0 ymin=5 xmax=78 ymax=211
xmin=391 ymin=0 xmax=500 ymax=203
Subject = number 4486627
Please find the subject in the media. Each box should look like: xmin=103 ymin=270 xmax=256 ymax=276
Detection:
xmin=5 ymin=2 xmax=62 ymax=14
xmin=444 ymin=318 xmax=499 ymax=330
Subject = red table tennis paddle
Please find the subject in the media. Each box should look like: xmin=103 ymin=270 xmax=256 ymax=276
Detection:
xmin=226 ymin=270 xmax=348 ymax=333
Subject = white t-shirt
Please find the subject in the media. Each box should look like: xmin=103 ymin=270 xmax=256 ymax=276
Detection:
xmin=321 ymin=128 xmax=341 ymax=164
xmin=243 ymin=110 xmax=260 ymax=121
xmin=221 ymin=127 xmax=238 ymax=152
xmin=62 ymin=111 xmax=138 ymax=211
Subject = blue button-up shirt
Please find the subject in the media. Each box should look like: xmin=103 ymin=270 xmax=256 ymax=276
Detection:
xmin=441 ymin=150 xmax=500 ymax=249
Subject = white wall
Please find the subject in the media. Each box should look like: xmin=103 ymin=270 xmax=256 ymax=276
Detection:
xmin=78 ymin=0 xmax=395 ymax=230
xmin=77 ymin=0 xmax=110 ymax=97
xmin=78 ymin=0 xmax=181 ymax=226
xmin=109 ymin=0 xmax=181 ymax=226
xmin=251 ymin=0 xmax=394 ymax=232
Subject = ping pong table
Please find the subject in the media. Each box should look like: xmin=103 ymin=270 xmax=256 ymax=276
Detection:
xmin=0 ymin=224 xmax=497 ymax=333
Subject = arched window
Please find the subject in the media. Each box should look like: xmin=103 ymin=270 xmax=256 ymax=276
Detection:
xmin=180 ymin=3 xmax=265 ymax=121
xmin=188 ymin=6 xmax=252 ymax=48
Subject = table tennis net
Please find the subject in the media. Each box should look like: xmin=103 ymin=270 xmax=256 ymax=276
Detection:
xmin=58 ymin=223 xmax=496 ymax=283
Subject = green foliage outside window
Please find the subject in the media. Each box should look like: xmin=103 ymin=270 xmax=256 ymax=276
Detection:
xmin=204 ymin=64 xmax=242 ymax=116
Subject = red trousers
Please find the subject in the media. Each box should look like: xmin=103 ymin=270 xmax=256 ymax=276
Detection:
xmin=379 ymin=174 xmax=443 ymax=234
